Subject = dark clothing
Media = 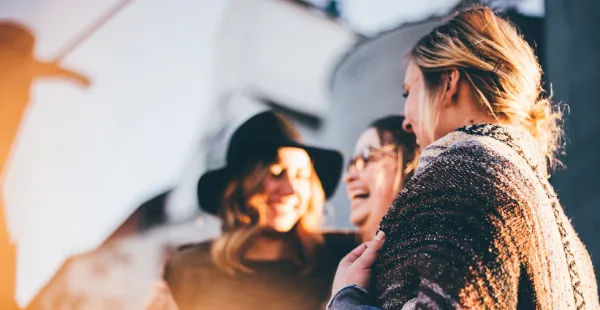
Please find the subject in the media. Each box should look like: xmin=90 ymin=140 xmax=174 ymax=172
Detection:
xmin=164 ymin=232 xmax=358 ymax=310
xmin=370 ymin=125 xmax=599 ymax=309
xmin=327 ymin=285 xmax=380 ymax=310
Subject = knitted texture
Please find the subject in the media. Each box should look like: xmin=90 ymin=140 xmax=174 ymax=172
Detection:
xmin=373 ymin=124 xmax=599 ymax=309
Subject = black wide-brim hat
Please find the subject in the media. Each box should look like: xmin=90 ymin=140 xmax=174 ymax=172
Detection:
xmin=197 ymin=111 xmax=343 ymax=215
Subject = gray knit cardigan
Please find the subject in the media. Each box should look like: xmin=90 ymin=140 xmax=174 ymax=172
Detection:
xmin=373 ymin=124 xmax=599 ymax=309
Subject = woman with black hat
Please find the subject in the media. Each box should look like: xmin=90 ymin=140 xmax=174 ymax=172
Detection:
xmin=158 ymin=111 xmax=357 ymax=310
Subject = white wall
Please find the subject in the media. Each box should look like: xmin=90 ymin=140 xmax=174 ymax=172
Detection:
xmin=1 ymin=0 xmax=230 ymax=305
xmin=0 ymin=0 xmax=355 ymax=306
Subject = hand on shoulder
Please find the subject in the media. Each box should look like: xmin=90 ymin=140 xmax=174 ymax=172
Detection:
xmin=331 ymin=231 xmax=386 ymax=294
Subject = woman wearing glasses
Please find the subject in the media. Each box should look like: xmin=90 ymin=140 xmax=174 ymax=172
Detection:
xmin=344 ymin=116 xmax=418 ymax=242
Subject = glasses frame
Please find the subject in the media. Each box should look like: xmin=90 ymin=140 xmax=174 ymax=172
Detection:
xmin=347 ymin=144 xmax=398 ymax=173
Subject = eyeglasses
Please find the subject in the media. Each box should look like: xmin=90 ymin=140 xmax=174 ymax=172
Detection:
xmin=347 ymin=145 xmax=398 ymax=173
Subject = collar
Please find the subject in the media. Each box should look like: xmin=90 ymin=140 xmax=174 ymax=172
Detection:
xmin=418 ymin=124 xmax=546 ymax=176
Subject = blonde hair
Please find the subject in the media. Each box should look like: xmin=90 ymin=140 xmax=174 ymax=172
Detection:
xmin=409 ymin=6 xmax=563 ymax=167
xmin=393 ymin=146 xmax=420 ymax=193
xmin=211 ymin=158 xmax=325 ymax=275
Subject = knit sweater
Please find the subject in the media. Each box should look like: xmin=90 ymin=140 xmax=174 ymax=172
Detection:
xmin=373 ymin=124 xmax=599 ymax=309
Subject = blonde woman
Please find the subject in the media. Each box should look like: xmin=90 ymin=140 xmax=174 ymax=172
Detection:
xmin=163 ymin=111 xmax=357 ymax=310
xmin=330 ymin=7 xmax=599 ymax=309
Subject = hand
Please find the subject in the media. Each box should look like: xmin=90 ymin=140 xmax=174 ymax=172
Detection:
xmin=144 ymin=280 xmax=179 ymax=310
xmin=331 ymin=231 xmax=386 ymax=294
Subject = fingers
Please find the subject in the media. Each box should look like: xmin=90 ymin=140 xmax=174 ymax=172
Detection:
xmin=340 ymin=242 xmax=368 ymax=265
xmin=355 ymin=231 xmax=386 ymax=268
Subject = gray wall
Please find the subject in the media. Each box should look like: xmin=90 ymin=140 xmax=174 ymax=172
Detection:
xmin=546 ymin=0 xmax=600 ymax=282
xmin=320 ymin=19 xmax=444 ymax=228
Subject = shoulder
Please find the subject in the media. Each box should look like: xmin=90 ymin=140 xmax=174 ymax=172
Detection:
xmin=417 ymin=126 xmax=538 ymax=181
xmin=173 ymin=240 xmax=213 ymax=263
xmin=413 ymin=133 xmax=524 ymax=192
xmin=386 ymin=132 xmax=533 ymax=228
xmin=164 ymin=240 xmax=215 ymax=282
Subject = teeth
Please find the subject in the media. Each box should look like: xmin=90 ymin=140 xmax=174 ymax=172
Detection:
xmin=352 ymin=192 xmax=369 ymax=199
xmin=348 ymin=188 xmax=370 ymax=200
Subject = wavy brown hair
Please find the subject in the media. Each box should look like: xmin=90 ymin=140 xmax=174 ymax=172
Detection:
xmin=210 ymin=156 xmax=325 ymax=275
xmin=409 ymin=6 xmax=563 ymax=168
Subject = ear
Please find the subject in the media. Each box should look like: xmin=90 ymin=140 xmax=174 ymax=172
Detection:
xmin=443 ymin=69 xmax=460 ymax=106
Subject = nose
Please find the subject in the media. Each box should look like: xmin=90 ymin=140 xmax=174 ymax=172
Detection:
xmin=344 ymin=168 xmax=358 ymax=185
xmin=402 ymin=119 xmax=413 ymax=133
xmin=277 ymin=174 xmax=296 ymax=197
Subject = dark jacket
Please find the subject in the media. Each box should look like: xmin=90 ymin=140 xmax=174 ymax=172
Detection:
xmin=369 ymin=124 xmax=599 ymax=309
xmin=329 ymin=125 xmax=599 ymax=309
xmin=164 ymin=231 xmax=358 ymax=310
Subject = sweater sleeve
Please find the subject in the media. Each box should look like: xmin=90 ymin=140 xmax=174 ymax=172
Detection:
xmin=327 ymin=285 xmax=383 ymax=310
xmin=373 ymin=144 xmax=523 ymax=309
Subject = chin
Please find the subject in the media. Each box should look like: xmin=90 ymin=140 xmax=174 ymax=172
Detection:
xmin=350 ymin=211 xmax=370 ymax=229
xmin=267 ymin=220 xmax=298 ymax=233
xmin=270 ymin=226 xmax=294 ymax=233
xmin=349 ymin=217 xmax=362 ymax=228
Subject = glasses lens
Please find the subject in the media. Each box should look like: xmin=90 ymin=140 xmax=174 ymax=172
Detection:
xmin=347 ymin=159 xmax=355 ymax=171
xmin=355 ymin=156 xmax=365 ymax=172
xmin=348 ymin=155 xmax=366 ymax=172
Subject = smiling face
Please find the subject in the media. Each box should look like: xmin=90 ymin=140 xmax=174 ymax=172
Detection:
xmin=248 ymin=147 xmax=313 ymax=233
xmin=344 ymin=128 xmax=401 ymax=241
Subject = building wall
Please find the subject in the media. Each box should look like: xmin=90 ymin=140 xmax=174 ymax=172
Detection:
xmin=545 ymin=0 xmax=600 ymax=283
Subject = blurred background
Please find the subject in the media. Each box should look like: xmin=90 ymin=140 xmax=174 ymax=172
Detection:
xmin=0 ymin=0 xmax=598 ymax=309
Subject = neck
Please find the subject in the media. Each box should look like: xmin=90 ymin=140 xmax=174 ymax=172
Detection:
xmin=450 ymin=88 xmax=503 ymax=130
xmin=446 ymin=108 xmax=502 ymax=136
xmin=359 ymin=229 xmax=373 ymax=243
xmin=466 ymin=112 xmax=502 ymax=127
xmin=244 ymin=231 xmax=294 ymax=261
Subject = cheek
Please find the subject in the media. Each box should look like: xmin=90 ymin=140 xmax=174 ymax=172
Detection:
xmin=405 ymin=97 xmax=419 ymax=124
xmin=369 ymin=165 xmax=398 ymax=203
xmin=294 ymin=182 xmax=312 ymax=207
xmin=262 ymin=177 xmax=274 ymax=195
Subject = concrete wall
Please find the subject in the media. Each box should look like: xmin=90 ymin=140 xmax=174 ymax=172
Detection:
xmin=545 ymin=0 xmax=600 ymax=283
